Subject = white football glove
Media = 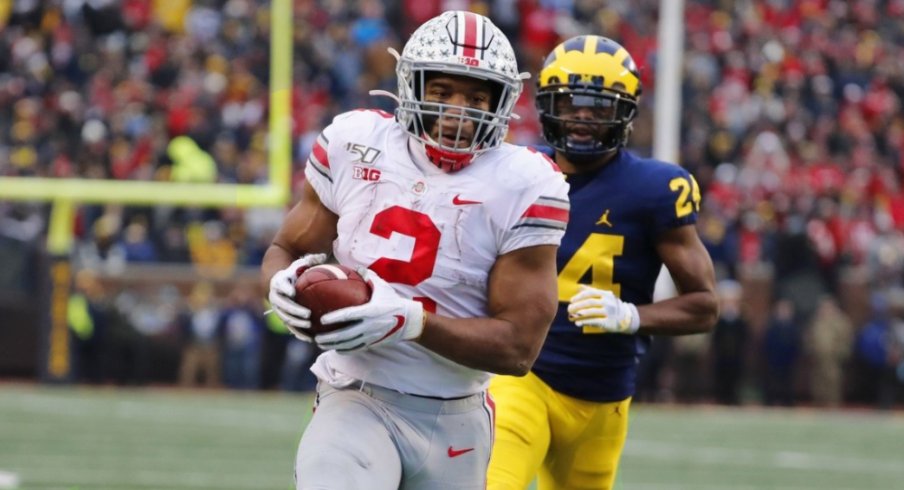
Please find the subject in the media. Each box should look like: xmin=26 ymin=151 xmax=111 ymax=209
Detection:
xmin=267 ymin=253 xmax=328 ymax=342
xmin=567 ymin=285 xmax=640 ymax=334
xmin=315 ymin=268 xmax=425 ymax=353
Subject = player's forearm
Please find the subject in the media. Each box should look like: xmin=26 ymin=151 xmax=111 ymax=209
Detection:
xmin=636 ymin=291 xmax=719 ymax=335
xmin=416 ymin=314 xmax=547 ymax=376
xmin=422 ymin=244 xmax=557 ymax=374
xmin=260 ymin=244 xmax=296 ymax=292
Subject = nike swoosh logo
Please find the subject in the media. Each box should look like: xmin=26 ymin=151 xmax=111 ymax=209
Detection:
xmin=374 ymin=315 xmax=406 ymax=344
xmin=452 ymin=194 xmax=482 ymax=205
xmin=447 ymin=446 xmax=475 ymax=458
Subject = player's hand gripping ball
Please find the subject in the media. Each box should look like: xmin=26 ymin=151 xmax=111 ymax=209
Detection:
xmin=294 ymin=264 xmax=373 ymax=335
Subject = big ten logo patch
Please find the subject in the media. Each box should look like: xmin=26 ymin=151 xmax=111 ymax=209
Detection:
xmin=346 ymin=142 xmax=382 ymax=164
xmin=353 ymin=166 xmax=381 ymax=181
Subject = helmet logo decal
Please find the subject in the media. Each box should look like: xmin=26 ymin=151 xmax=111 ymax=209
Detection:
xmin=412 ymin=181 xmax=427 ymax=195
xmin=447 ymin=11 xmax=492 ymax=60
xmin=540 ymin=35 xmax=641 ymax=96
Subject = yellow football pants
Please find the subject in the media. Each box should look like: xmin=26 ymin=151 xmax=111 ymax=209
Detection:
xmin=487 ymin=372 xmax=631 ymax=490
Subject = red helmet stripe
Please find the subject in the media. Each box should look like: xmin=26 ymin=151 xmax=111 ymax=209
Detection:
xmin=460 ymin=11 xmax=479 ymax=58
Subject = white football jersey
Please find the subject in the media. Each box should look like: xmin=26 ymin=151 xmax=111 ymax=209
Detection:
xmin=304 ymin=110 xmax=570 ymax=397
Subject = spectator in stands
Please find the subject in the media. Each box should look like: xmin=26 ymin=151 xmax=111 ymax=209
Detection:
xmin=805 ymin=295 xmax=854 ymax=407
xmin=116 ymin=285 xmax=181 ymax=384
xmin=68 ymin=269 xmax=108 ymax=384
xmin=259 ymin=300 xmax=292 ymax=390
xmin=770 ymin=215 xmax=825 ymax=321
xmin=120 ymin=218 xmax=158 ymax=263
xmin=2 ymin=0 xmax=904 ymax=407
xmin=762 ymin=298 xmax=801 ymax=406
xmin=102 ymin=289 xmax=144 ymax=385
xmin=855 ymin=292 xmax=903 ymax=409
xmin=167 ymin=135 xmax=217 ymax=184
xmin=0 ymin=203 xmax=44 ymax=293
xmin=178 ymin=281 xmax=221 ymax=388
xmin=280 ymin=335 xmax=319 ymax=393
xmin=2 ymin=1 xmax=901 ymax=281
xmin=711 ymin=279 xmax=748 ymax=405
xmin=672 ymin=333 xmax=710 ymax=404
xmin=219 ymin=284 xmax=263 ymax=390
xmin=866 ymin=213 xmax=904 ymax=290
xmin=187 ymin=220 xmax=238 ymax=279
xmin=634 ymin=337 xmax=673 ymax=403
xmin=156 ymin=222 xmax=191 ymax=263
xmin=74 ymin=214 xmax=127 ymax=275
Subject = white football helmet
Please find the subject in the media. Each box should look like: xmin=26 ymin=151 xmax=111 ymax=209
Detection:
xmin=373 ymin=11 xmax=524 ymax=172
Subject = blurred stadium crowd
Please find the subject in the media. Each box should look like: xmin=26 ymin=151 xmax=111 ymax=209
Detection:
xmin=1 ymin=0 xmax=903 ymax=407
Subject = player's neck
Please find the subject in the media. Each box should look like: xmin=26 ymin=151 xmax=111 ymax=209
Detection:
xmin=407 ymin=137 xmax=446 ymax=176
xmin=556 ymin=150 xmax=617 ymax=176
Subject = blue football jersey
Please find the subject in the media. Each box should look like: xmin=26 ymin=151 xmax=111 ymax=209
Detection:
xmin=531 ymin=148 xmax=701 ymax=402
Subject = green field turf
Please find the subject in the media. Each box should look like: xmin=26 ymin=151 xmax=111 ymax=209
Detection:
xmin=1 ymin=385 xmax=902 ymax=490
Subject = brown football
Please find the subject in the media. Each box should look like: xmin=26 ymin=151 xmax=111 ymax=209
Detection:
xmin=294 ymin=264 xmax=372 ymax=335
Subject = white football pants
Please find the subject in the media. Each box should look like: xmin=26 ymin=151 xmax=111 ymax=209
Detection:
xmin=295 ymin=380 xmax=495 ymax=489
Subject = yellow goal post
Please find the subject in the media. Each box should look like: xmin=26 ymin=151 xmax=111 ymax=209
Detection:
xmin=0 ymin=0 xmax=293 ymax=381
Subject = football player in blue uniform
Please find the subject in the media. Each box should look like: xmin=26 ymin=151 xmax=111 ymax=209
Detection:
xmin=487 ymin=35 xmax=719 ymax=490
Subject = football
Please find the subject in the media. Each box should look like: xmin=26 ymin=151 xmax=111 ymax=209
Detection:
xmin=294 ymin=264 xmax=372 ymax=335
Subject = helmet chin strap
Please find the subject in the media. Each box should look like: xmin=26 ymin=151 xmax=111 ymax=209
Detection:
xmin=422 ymin=134 xmax=475 ymax=172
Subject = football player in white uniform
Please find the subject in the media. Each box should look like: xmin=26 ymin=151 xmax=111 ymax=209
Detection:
xmin=262 ymin=11 xmax=570 ymax=490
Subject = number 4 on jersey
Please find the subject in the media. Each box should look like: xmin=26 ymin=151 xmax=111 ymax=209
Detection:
xmin=557 ymin=233 xmax=625 ymax=334
xmin=557 ymin=233 xmax=625 ymax=302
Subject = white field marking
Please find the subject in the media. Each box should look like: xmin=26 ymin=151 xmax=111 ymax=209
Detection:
xmin=0 ymin=471 xmax=18 ymax=489
xmin=624 ymin=439 xmax=904 ymax=475
xmin=1 ymin=392 xmax=305 ymax=432
xmin=4 ymin=466 xmax=279 ymax=488
xmin=622 ymin=485 xmax=843 ymax=490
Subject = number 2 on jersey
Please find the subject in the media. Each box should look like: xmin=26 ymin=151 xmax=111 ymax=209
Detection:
xmin=368 ymin=206 xmax=440 ymax=286
xmin=557 ymin=233 xmax=625 ymax=303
